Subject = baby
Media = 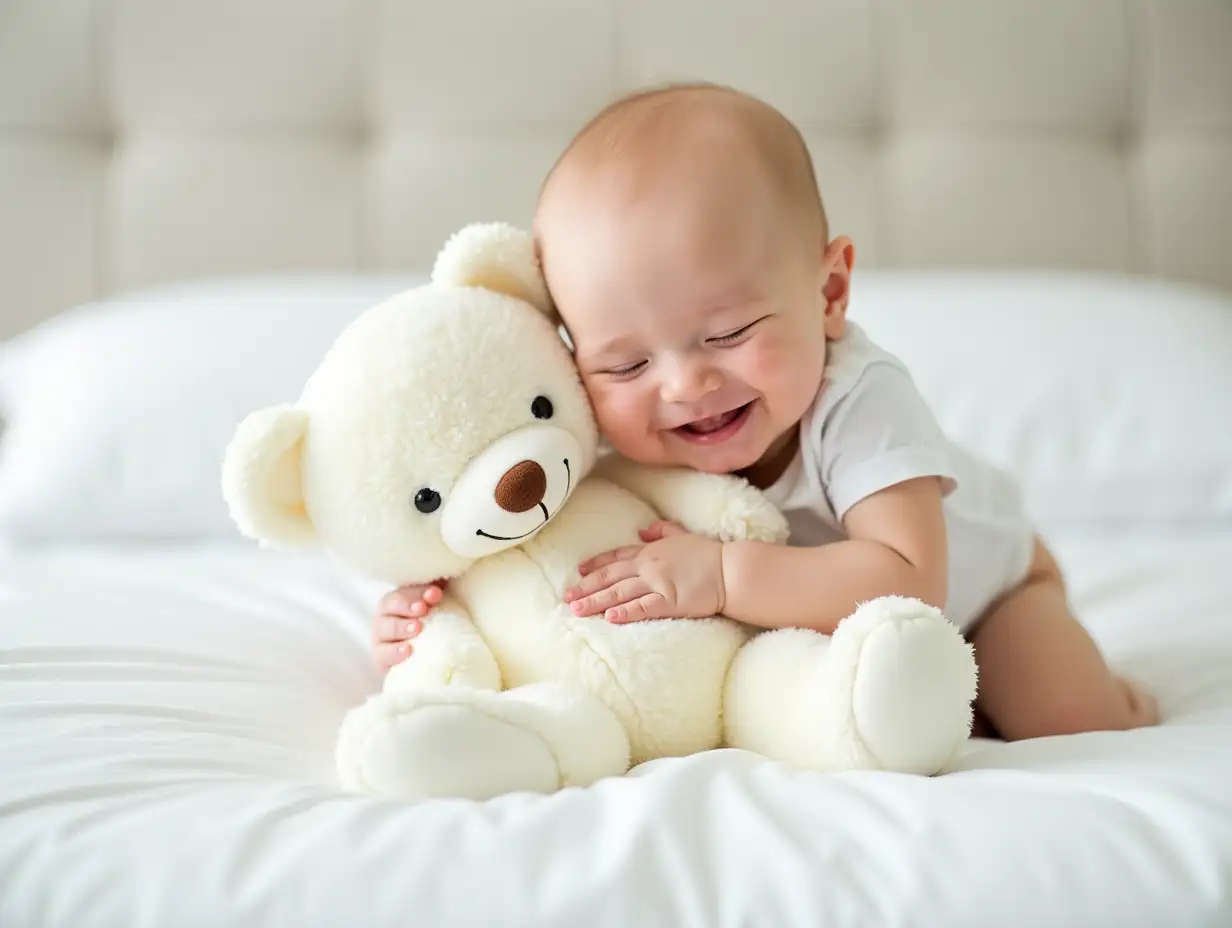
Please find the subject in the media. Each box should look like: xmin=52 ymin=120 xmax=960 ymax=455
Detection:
xmin=373 ymin=83 xmax=1158 ymax=742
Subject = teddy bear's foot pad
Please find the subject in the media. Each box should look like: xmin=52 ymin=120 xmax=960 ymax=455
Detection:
xmin=845 ymin=601 xmax=979 ymax=774
xmin=724 ymin=596 xmax=977 ymax=775
xmin=352 ymin=703 xmax=561 ymax=800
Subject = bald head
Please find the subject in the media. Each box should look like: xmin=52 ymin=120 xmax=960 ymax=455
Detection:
xmin=528 ymin=84 xmax=852 ymax=477
xmin=535 ymin=83 xmax=827 ymax=246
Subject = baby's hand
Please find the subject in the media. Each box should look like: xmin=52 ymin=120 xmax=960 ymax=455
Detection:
xmin=371 ymin=581 xmax=447 ymax=673
xmin=565 ymin=521 xmax=725 ymax=623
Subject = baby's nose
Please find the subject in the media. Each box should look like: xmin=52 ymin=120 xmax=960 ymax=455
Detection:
xmin=661 ymin=356 xmax=722 ymax=403
xmin=494 ymin=460 xmax=547 ymax=513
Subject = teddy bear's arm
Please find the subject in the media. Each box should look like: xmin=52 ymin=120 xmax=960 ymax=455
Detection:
xmin=384 ymin=597 xmax=503 ymax=694
xmin=592 ymin=455 xmax=790 ymax=544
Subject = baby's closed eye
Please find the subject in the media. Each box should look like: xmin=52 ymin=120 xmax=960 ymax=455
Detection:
xmin=603 ymin=359 xmax=648 ymax=378
xmin=706 ymin=316 xmax=767 ymax=346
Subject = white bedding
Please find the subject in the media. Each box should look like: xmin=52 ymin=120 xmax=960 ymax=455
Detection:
xmin=2 ymin=531 xmax=1230 ymax=927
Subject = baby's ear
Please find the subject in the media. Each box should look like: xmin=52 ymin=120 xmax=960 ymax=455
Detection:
xmin=222 ymin=405 xmax=317 ymax=547
xmin=821 ymin=235 xmax=855 ymax=339
xmin=432 ymin=221 xmax=555 ymax=318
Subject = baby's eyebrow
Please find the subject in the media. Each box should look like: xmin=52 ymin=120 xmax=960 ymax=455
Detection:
xmin=586 ymin=334 xmax=642 ymax=358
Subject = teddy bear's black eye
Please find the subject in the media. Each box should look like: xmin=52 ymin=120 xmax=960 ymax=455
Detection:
xmin=413 ymin=488 xmax=441 ymax=514
xmin=531 ymin=395 xmax=554 ymax=420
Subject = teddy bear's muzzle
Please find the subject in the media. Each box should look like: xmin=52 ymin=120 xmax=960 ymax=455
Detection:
xmin=439 ymin=424 xmax=585 ymax=559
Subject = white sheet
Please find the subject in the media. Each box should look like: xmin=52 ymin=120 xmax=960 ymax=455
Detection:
xmin=2 ymin=532 xmax=1230 ymax=927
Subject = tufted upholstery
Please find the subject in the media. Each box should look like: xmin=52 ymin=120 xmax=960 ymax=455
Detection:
xmin=1 ymin=0 xmax=1230 ymax=337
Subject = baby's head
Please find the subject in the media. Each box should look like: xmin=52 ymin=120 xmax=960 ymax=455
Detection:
xmin=534 ymin=83 xmax=854 ymax=482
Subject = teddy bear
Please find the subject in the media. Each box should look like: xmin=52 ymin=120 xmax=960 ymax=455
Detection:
xmin=221 ymin=222 xmax=978 ymax=801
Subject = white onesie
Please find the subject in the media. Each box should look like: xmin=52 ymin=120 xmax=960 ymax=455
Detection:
xmin=760 ymin=322 xmax=1035 ymax=632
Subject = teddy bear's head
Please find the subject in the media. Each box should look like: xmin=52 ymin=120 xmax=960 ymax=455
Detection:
xmin=222 ymin=223 xmax=599 ymax=586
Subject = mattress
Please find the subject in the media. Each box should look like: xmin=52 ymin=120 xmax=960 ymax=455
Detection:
xmin=2 ymin=530 xmax=1231 ymax=928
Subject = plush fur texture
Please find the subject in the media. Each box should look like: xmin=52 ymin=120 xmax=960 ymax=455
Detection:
xmin=222 ymin=222 xmax=979 ymax=801
xmin=724 ymin=597 xmax=978 ymax=774
xmin=222 ymin=405 xmax=314 ymax=547
xmin=432 ymin=221 xmax=554 ymax=318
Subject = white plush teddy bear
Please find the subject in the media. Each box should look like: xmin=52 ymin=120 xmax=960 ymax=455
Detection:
xmin=222 ymin=222 xmax=978 ymax=801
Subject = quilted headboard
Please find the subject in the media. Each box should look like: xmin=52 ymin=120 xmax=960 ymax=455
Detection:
xmin=1 ymin=0 xmax=1230 ymax=338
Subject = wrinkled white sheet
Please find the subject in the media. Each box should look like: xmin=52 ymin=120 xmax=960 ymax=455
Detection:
xmin=2 ymin=531 xmax=1230 ymax=927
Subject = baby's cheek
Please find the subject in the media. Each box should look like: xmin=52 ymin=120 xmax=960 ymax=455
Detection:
xmin=748 ymin=332 xmax=823 ymax=398
xmin=745 ymin=333 xmax=795 ymax=380
xmin=588 ymin=381 xmax=651 ymax=442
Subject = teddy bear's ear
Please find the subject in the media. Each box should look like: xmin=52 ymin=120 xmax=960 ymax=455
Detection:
xmin=221 ymin=405 xmax=317 ymax=548
xmin=431 ymin=222 xmax=554 ymax=318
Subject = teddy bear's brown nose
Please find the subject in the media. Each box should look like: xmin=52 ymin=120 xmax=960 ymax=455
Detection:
xmin=494 ymin=460 xmax=547 ymax=513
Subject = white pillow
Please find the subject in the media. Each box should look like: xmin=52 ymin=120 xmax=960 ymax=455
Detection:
xmin=0 ymin=275 xmax=424 ymax=542
xmin=849 ymin=270 xmax=1232 ymax=531
xmin=1 ymin=270 xmax=1228 ymax=542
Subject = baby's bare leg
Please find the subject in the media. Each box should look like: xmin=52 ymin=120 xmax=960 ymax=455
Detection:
xmin=970 ymin=538 xmax=1158 ymax=741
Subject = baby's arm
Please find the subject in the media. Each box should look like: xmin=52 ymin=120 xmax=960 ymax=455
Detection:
xmin=569 ymin=473 xmax=947 ymax=632
xmin=574 ymin=358 xmax=954 ymax=631
xmin=721 ymin=475 xmax=948 ymax=634
xmin=720 ymin=355 xmax=955 ymax=632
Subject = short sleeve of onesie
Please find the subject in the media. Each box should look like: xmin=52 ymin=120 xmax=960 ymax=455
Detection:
xmin=818 ymin=359 xmax=960 ymax=521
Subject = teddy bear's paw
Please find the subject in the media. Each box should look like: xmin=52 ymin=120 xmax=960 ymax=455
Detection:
xmin=711 ymin=480 xmax=791 ymax=544
xmin=335 ymin=689 xmax=560 ymax=800
xmin=833 ymin=597 xmax=979 ymax=775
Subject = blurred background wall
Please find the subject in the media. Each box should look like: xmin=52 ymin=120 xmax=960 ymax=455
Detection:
xmin=1 ymin=0 xmax=1230 ymax=339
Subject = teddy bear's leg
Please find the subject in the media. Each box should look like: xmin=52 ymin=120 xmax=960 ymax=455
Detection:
xmin=336 ymin=682 xmax=631 ymax=800
xmin=723 ymin=596 xmax=978 ymax=775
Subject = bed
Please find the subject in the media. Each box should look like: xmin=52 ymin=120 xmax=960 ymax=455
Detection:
xmin=0 ymin=528 xmax=1229 ymax=927
xmin=3 ymin=2 xmax=1232 ymax=927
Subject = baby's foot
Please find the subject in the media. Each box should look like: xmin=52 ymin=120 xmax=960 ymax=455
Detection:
xmin=1118 ymin=676 xmax=1160 ymax=728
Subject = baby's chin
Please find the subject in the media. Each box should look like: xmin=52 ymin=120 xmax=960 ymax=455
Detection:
xmin=680 ymin=446 xmax=769 ymax=475
xmin=601 ymin=437 xmax=746 ymax=473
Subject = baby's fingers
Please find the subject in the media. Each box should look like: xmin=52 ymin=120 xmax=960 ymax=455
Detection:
xmin=578 ymin=545 xmax=643 ymax=576
xmin=568 ymin=577 xmax=648 ymax=617
xmin=373 ymin=641 xmax=413 ymax=673
xmin=379 ymin=589 xmax=423 ymax=618
xmin=374 ymin=615 xmax=423 ymax=643
xmin=638 ymin=520 xmax=687 ymax=542
xmin=566 ymin=560 xmax=639 ymax=603
xmin=379 ymin=583 xmax=445 ymax=618
xmin=606 ymin=593 xmax=672 ymax=624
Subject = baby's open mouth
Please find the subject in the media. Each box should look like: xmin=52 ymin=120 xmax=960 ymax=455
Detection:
xmin=674 ymin=403 xmax=753 ymax=442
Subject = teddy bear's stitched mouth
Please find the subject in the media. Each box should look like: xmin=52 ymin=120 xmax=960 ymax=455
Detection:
xmin=475 ymin=458 xmax=571 ymax=541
